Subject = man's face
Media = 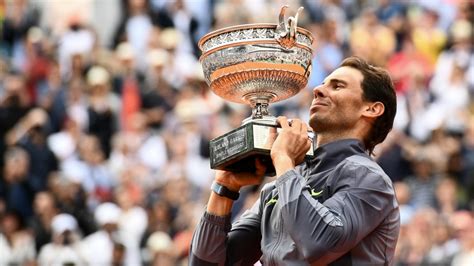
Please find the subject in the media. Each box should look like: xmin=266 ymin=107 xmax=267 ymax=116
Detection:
xmin=309 ymin=66 xmax=367 ymax=133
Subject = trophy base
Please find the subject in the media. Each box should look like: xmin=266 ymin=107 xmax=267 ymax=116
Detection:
xmin=210 ymin=121 xmax=314 ymax=176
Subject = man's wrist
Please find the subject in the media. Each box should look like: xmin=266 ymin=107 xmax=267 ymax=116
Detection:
xmin=211 ymin=182 xmax=240 ymax=200
xmin=272 ymin=155 xmax=295 ymax=177
xmin=214 ymin=176 xmax=241 ymax=192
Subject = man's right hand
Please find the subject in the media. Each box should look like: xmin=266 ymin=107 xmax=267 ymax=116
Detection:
xmin=214 ymin=158 xmax=267 ymax=192
xmin=207 ymin=159 xmax=266 ymax=216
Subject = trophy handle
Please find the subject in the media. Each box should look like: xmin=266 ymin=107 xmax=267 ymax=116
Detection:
xmin=275 ymin=6 xmax=304 ymax=49
xmin=290 ymin=7 xmax=304 ymax=40
xmin=277 ymin=5 xmax=289 ymax=38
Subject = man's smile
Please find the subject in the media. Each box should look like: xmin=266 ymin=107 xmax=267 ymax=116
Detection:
xmin=310 ymin=101 xmax=329 ymax=112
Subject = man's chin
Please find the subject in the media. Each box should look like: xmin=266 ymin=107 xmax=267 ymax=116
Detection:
xmin=309 ymin=119 xmax=334 ymax=134
xmin=309 ymin=122 xmax=325 ymax=134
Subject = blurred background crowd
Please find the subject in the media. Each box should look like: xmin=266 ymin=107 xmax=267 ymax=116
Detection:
xmin=0 ymin=0 xmax=473 ymax=265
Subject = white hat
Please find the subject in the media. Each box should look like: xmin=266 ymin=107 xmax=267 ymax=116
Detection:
xmin=451 ymin=19 xmax=472 ymax=41
xmin=116 ymin=42 xmax=135 ymax=60
xmin=27 ymin=27 xmax=43 ymax=43
xmin=51 ymin=213 xmax=78 ymax=235
xmin=147 ymin=48 xmax=170 ymax=67
xmin=160 ymin=28 xmax=181 ymax=50
xmin=147 ymin=231 xmax=173 ymax=253
xmin=94 ymin=202 xmax=121 ymax=226
xmin=86 ymin=66 xmax=110 ymax=86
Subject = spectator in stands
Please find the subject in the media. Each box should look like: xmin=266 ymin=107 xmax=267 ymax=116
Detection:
xmin=5 ymin=108 xmax=58 ymax=192
xmin=142 ymin=48 xmax=174 ymax=130
xmin=435 ymin=178 xmax=465 ymax=218
xmin=112 ymin=42 xmax=145 ymax=131
xmin=0 ymin=73 xmax=32 ymax=166
xmin=350 ymin=7 xmax=396 ymax=66
xmin=62 ymin=134 xmax=115 ymax=209
xmin=28 ymin=191 xmax=59 ymax=253
xmin=37 ymin=213 xmax=84 ymax=265
xmin=405 ymin=153 xmax=439 ymax=210
xmin=146 ymin=230 xmax=177 ymax=265
xmin=36 ymin=61 xmax=67 ymax=132
xmin=57 ymin=14 xmax=95 ymax=79
xmin=115 ymin=186 xmax=148 ymax=265
xmin=47 ymin=172 xmax=96 ymax=237
xmin=113 ymin=0 xmax=154 ymax=70
xmin=410 ymin=7 xmax=447 ymax=66
xmin=398 ymin=208 xmax=438 ymax=265
xmin=108 ymin=112 xmax=168 ymax=186
xmin=86 ymin=66 xmax=120 ymax=157
xmin=0 ymin=147 xmax=34 ymax=219
xmin=79 ymin=202 xmax=125 ymax=264
xmin=0 ymin=211 xmax=36 ymax=265
xmin=423 ymin=215 xmax=460 ymax=264
xmin=1 ymin=0 xmax=40 ymax=70
xmin=161 ymin=0 xmax=200 ymax=58
xmin=450 ymin=211 xmax=474 ymax=265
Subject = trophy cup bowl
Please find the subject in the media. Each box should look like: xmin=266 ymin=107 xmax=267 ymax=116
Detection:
xmin=199 ymin=6 xmax=314 ymax=175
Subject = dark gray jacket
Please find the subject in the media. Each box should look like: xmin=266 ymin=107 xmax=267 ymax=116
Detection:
xmin=190 ymin=139 xmax=400 ymax=265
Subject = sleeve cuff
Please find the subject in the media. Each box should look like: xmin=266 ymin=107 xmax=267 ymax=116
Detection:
xmin=203 ymin=211 xmax=232 ymax=232
xmin=275 ymin=169 xmax=298 ymax=187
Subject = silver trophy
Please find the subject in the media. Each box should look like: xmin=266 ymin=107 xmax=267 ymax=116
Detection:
xmin=199 ymin=6 xmax=314 ymax=175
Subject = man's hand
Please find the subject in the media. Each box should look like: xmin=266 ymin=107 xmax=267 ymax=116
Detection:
xmin=270 ymin=116 xmax=312 ymax=177
xmin=214 ymin=158 xmax=267 ymax=192
xmin=207 ymin=159 xmax=266 ymax=216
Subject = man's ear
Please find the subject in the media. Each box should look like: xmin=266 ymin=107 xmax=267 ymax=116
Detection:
xmin=362 ymin=102 xmax=384 ymax=119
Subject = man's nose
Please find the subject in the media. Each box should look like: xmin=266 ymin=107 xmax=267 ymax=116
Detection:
xmin=313 ymin=84 xmax=326 ymax=98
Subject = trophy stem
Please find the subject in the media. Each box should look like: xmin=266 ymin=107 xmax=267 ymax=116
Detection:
xmin=253 ymin=102 xmax=269 ymax=119
xmin=242 ymin=100 xmax=277 ymax=126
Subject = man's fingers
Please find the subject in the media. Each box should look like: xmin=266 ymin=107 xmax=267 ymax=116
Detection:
xmin=292 ymin=119 xmax=309 ymax=132
xmin=264 ymin=126 xmax=277 ymax=149
xmin=277 ymin=116 xmax=290 ymax=129
xmin=269 ymin=126 xmax=277 ymax=136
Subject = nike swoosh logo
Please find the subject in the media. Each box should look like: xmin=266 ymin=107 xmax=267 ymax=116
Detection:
xmin=311 ymin=189 xmax=323 ymax=197
xmin=266 ymin=198 xmax=278 ymax=206
xmin=266 ymin=189 xmax=323 ymax=206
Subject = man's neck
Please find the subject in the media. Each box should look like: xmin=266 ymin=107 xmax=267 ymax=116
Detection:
xmin=314 ymin=121 xmax=369 ymax=148
xmin=315 ymin=131 xmax=363 ymax=148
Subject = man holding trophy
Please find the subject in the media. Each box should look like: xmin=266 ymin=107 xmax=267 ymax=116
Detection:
xmin=190 ymin=6 xmax=400 ymax=265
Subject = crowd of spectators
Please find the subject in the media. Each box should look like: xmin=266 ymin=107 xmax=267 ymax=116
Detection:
xmin=0 ymin=0 xmax=473 ymax=265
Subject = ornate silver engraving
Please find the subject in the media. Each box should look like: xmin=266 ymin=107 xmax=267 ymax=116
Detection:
xmin=198 ymin=6 xmax=314 ymax=119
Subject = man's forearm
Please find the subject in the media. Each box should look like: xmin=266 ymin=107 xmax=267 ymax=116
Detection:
xmin=191 ymin=167 xmax=264 ymax=265
xmin=206 ymin=191 xmax=235 ymax=216
xmin=189 ymin=185 xmax=236 ymax=265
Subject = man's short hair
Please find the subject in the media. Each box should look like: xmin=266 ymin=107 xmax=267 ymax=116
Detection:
xmin=340 ymin=56 xmax=397 ymax=154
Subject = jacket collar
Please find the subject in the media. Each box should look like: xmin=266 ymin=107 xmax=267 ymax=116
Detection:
xmin=304 ymin=139 xmax=367 ymax=175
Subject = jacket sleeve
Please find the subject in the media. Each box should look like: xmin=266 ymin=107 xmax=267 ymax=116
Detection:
xmin=275 ymin=159 xmax=398 ymax=263
xmin=189 ymin=198 xmax=263 ymax=266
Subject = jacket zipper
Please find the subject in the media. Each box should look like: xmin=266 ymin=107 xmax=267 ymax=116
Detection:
xmin=268 ymin=212 xmax=284 ymax=266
